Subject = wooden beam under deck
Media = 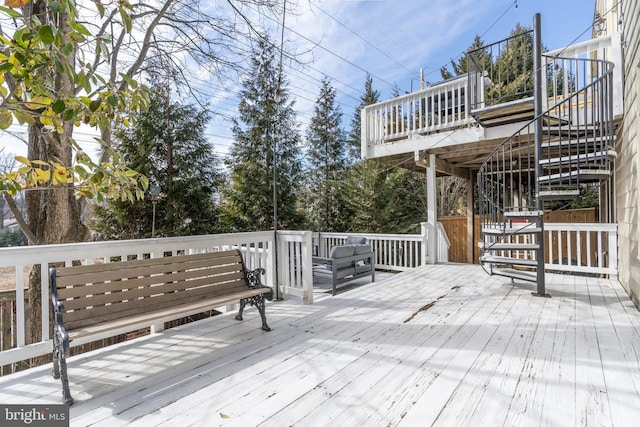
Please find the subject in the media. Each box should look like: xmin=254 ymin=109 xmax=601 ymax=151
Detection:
xmin=1 ymin=264 xmax=638 ymax=426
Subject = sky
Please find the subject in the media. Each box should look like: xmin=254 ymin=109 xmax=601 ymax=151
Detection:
xmin=203 ymin=0 xmax=598 ymax=158
xmin=0 ymin=0 xmax=600 ymax=163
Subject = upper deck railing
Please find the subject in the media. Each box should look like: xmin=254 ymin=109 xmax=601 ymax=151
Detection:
xmin=361 ymin=33 xmax=623 ymax=150
xmin=361 ymin=74 xmax=472 ymax=146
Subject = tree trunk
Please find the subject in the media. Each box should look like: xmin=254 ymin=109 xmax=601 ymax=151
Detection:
xmin=25 ymin=2 xmax=89 ymax=346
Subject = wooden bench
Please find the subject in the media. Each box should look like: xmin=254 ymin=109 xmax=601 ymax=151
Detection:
xmin=49 ymin=249 xmax=273 ymax=405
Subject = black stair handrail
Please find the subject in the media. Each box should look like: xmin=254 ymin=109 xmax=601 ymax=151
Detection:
xmin=477 ymin=53 xmax=615 ymax=255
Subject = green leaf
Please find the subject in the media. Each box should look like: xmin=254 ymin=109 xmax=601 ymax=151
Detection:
xmin=62 ymin=109 xmax=75 ymax=121
xmin=13 ymin=28 xmax=27 ymax=45
xmin=13 ymin=110 xmax=35 ymax=125
xmin=94 ymin=1 xmax=105 ymax=17
xmin=39 ymin=26 xmax=55 ymax=44
xmin=14 ymin=52 xmax=26 ymax=65
xmin=53 ymin=57 xmax=64 ymax=73
xmin=48 ymin=1 xmax=62 ymax=13
xmin=0 ymin=111 xmax=12 ymax=129
xmin=89 ymin=99 xmax=101 ymax=112
xmin=62 ymin=43 xmax=74 ymax=56
xmin=119 ymin=73 xmax=138 ymax=89
xmin=15 ymin=155 xmax=30 ymax=165
xmin=68 ymin=32 xmax=86 ymax=43
xmin=119 ymin=5 xmax=132 ymax=33
xmin=0 ymin=6 xmax=23 ymax=19
xmin=0 ymin=62 xmax=14 ymax=73
xmin=74 ymin=165 xmax=89 ymax=179
xmin=69 ymin=22 xmax=92 ymax=37
xmin=107 ymin=95 xmax=118 ymax=107
xmin=52 ymin=99 xmax=66 ymax=113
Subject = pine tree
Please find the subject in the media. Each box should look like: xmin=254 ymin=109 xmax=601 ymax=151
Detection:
xmin=90 ymin=82 xmax=223 ymax=239
xmin=342 ymin=75 xmax=427 ymax=233
xmin=348 ymin=74 xmax=380 ymax=161
xmin=304 ymin=77 xmax=348 ymax=232
xmin=487 ymin=23 xmax=535 ymax=103
xmin=222 ymin=37 xmax=303 ymax=232
xmin=441 ymin=35 xmax=492 ymax=80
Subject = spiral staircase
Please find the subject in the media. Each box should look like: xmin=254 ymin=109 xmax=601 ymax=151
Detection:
xmin=476 ymin=26 xmax=616 ymax=296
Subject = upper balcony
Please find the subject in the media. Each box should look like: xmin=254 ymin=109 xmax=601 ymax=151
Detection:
xmin=360 ymin=32 xmax=624 ymax=175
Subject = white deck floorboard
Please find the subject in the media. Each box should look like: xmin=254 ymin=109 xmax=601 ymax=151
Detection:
xmin=1 ymin=263 xmax=640 ymax=426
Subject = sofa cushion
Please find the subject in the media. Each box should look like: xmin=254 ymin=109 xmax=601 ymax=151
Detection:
xmin=346 ymin=236 xmax=367 ymax=245
xmin=330 ymin=245 xmax=354 ymax=259
xmin=351 ymin=244 xmax=372 ymax=255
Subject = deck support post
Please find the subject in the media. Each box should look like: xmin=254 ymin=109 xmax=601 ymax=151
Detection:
xmin=533 ymin=13 xmax=549 ymax=298
xmin=426 ymin=153 xmax=438 ymax=264
xmin=467 ymin=170 xmax=475 ymax=264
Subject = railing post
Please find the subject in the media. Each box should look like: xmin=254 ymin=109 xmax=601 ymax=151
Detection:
xmin=361 ymin=107 xmax=368 ymax=157
xmin=533 ymin=13 xmax=548 ymax=297
xmin=610 ymin=32 xmax=624 ymax=117
xmin=15 ymin=268 xmax=25 ymax=348
xmin=436 ymin=222 xmax=450 ymax=263
xmin=608 ymin=226 xmax=618 ymax=279
xmin=426 ymin=154 xmax=438 ymax=264
xmin=420 ymin=222 xmax=429 ymax=266
xmin=301 ymin=231 xmax=314 ymax=304
xmin=266 ymin=237 xmax=275 ymax=289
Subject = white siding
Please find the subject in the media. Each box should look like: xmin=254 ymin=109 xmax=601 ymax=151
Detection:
xmin=616 ymin=0 xmax=640 ymax=308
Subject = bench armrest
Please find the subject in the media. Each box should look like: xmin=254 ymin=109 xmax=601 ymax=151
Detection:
xmin=49 ymin=267 xmax=70 ymax=356
xmin=312 ymin=256 xmax=332 ymax=264
xmin=245 ymin=267 xmax=274 ymax=301
xmin=49 ymin=267 xmax=64 ymax=319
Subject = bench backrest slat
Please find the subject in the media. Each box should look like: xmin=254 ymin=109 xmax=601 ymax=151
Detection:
xmin=53 ymin=249 xmax=254 ymax=330
xmin=61 ymin=270 xmax=247 ymax=312
xmin=55 ymin=251 xmax=241 ymax=285
xmin=59 ymin=264 xmax=244 ymax=300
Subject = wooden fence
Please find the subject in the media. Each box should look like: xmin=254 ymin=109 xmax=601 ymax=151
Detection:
xmin=439 ymin=208 xmax=598 ymax=264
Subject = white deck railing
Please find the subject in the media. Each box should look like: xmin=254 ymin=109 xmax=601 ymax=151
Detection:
xmin=361 ymin=33 xmax=623 ymax=149
xmin=0 ymin=222 xmax=616 ymax=368
xmin=314 ymin=222 xmax=450 ymax=271
xmin=544 ymin=32 xmax=623 ymax=118
xmin=490 ymin=223 xmax=618 ymax=277
xmin=361 ymin=75 xmax=472 ymax=146
xmin=276 ymin=230 xmax=314 ymax=304
xmin=0 ymin=231 xmax=314 ymax=367
xmin=545 ymin=223 xmax=618 ymax=277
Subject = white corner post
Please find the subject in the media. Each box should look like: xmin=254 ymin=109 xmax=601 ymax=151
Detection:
xmin=415 ymin=152 xmax=438 ymax=264
xmin=360 ymin=108 xmax=368 ymax=160
xmin=426 ymin=153 xmax=438 ymax=264
xmin=302 ymin=231 xmax=314 ymax=304
xmin=420 ymin=222 xmax=429 ymax=266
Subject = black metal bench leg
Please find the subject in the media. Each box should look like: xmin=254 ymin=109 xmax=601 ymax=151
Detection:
xmin=235 ymin=298 xmax=247 ymax=321
xmin=254 ymin=295 xmax=272 ymax=332
xmin=52 ymin=334 xmax=74 ymax=405
xmin=52 ymin=346 xmax=61 ymax=380
xmin=58 ymin=353 xmax=74 ymax=406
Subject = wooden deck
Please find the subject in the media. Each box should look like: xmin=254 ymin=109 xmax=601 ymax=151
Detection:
xmin=1 ymin=263 xmax=639 ymax=426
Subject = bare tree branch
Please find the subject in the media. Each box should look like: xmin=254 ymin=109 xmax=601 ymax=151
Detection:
xmin=2 ymin=192 xmax=38 ymax=245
